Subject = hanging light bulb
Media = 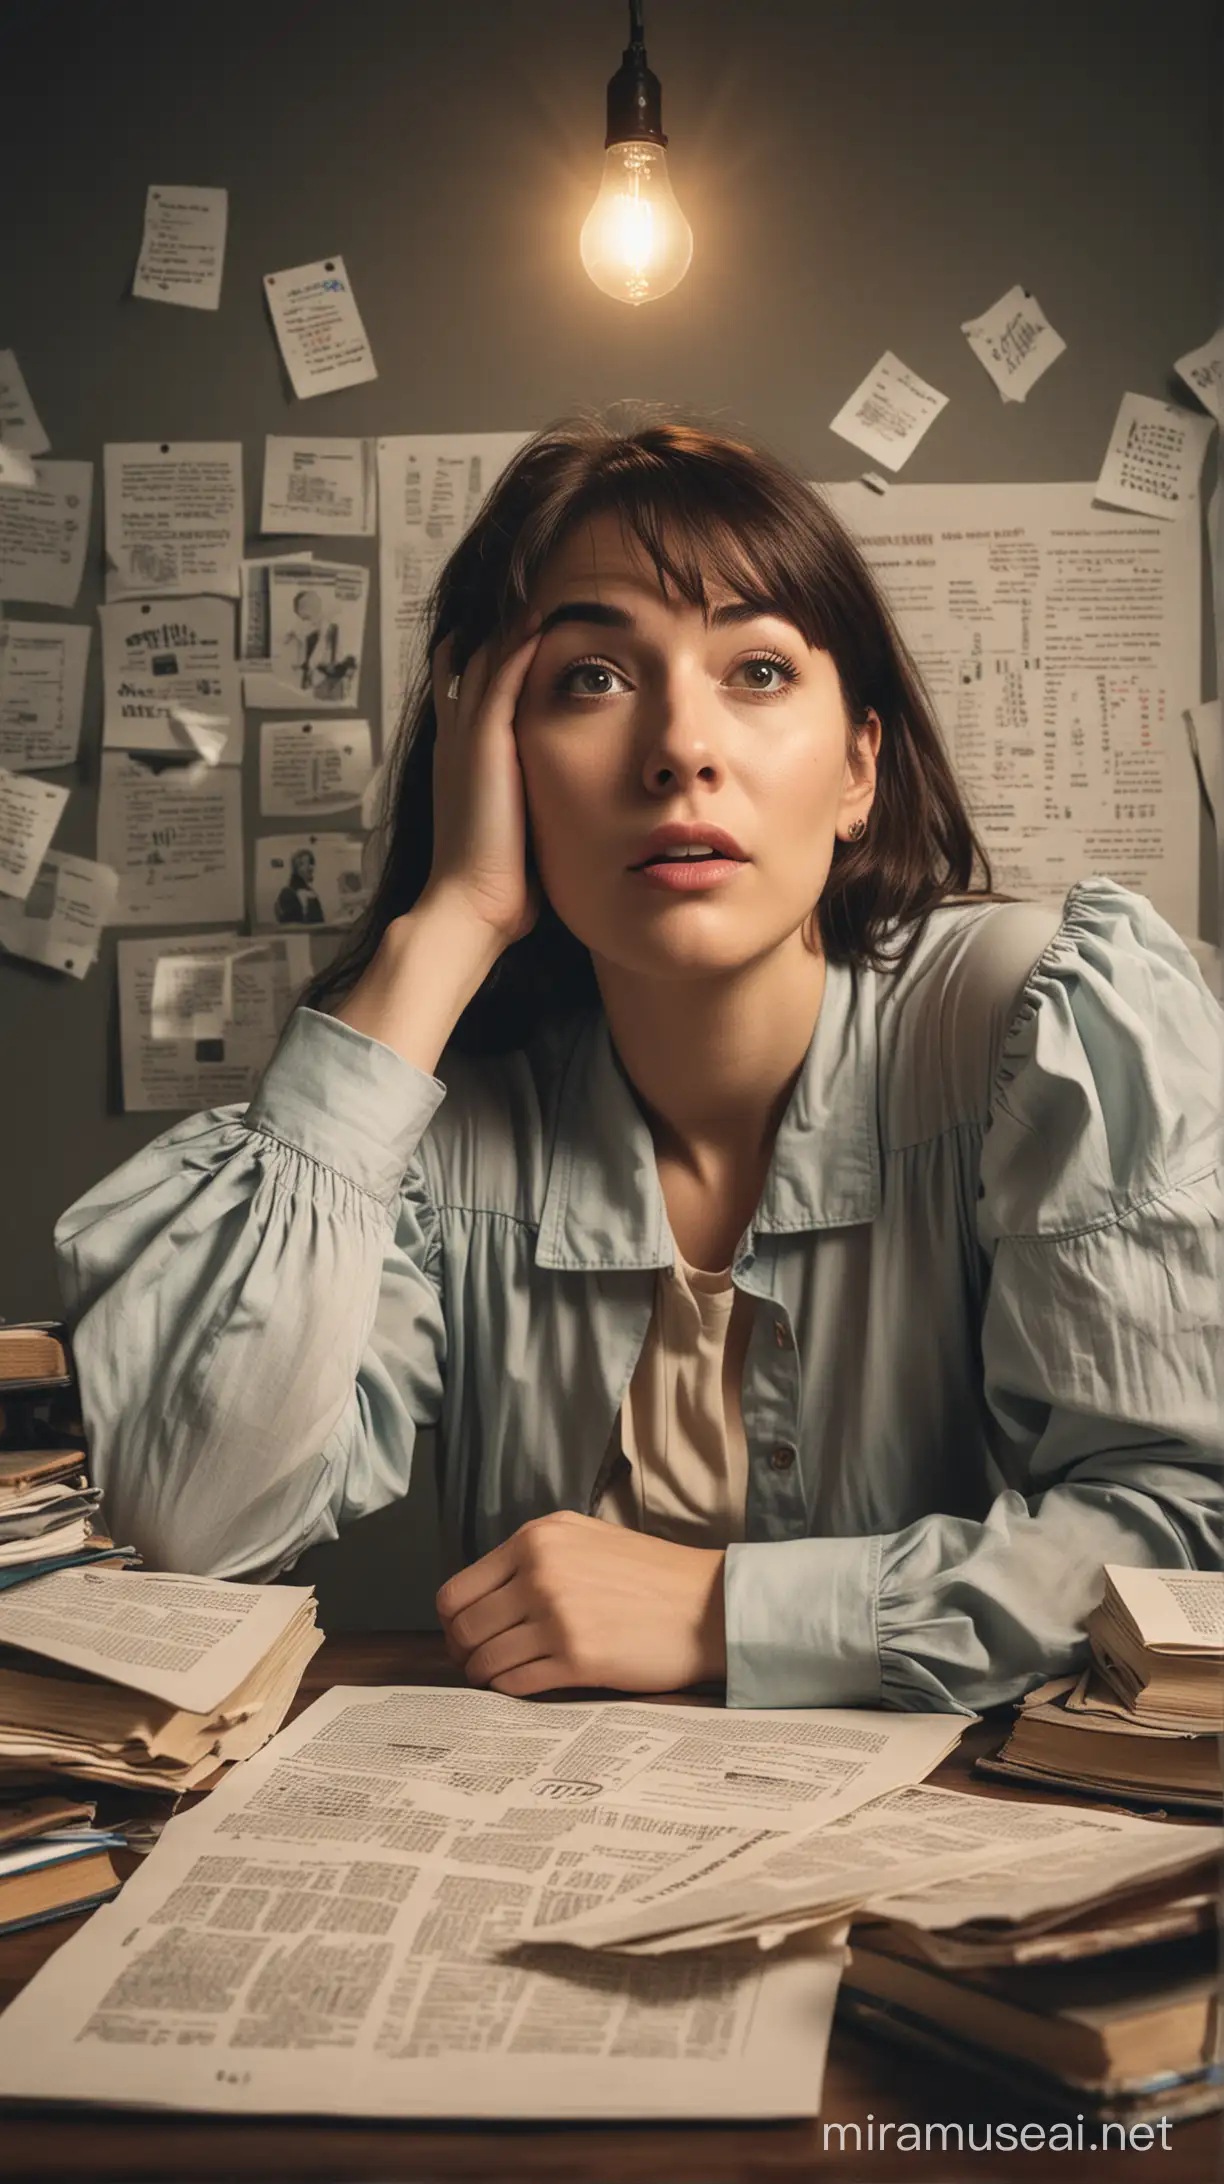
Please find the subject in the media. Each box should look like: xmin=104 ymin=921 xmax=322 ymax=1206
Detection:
xmin=581 ymin=0 xmax=693 ymax=307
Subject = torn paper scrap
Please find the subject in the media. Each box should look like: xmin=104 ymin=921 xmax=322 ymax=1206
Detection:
xmin=0 ymin=460 xmax=92 ymax=608
xmin=0 ymin=351 xmax=50 ymax=455
xmin=377 ymin=432 xmax=531 ymax=745
xmin=100 ymin=597 xmax=243 ymax=763
xmin=0 ymin=768 xmax=69 ymax=901
xmin=168 ymin=706 xmax=229 ymax=765
xmin=103 ymin=442 xmax=243 ymax=602
xmin=0 ymin=447 xmax=39 ymax=491
xmin=263 ymin=256 xmax=378 ymax=399
xmin=0 ymin=852 xmax=117 ymax=978
xmin=1094 ymin=391 xmax=1215 ymax=521
xmin=261 ymin=436 xmax=376 ymax=536
xmin=960 ymin=285 xmax=1066 ymax=403
xmin=119 ymin=932 xmax=312 ymax=1112
xmin=98 ymin=752 xmax=244 ymax=926
xmin=131 ymin=184 xmax=228 ymax=312
xmin=254 ymin=832 xmax=370 ymax=929
xmin=242 ymin=558 xmax=368 ymax=710
xmin=829 ymin=351 xmax=948 ymax=472
xmin=0 ymin=621 xmax=90 ymax=770
xmin=1174 ymin=329 xmax=1222 ymax=422
xmin=259 ymin=717 xmax=374 ymax=816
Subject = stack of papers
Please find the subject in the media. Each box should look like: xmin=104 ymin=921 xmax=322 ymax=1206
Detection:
xmin=0 ymin=1447 xmax=104 ymax=1575
xmin=0 ymin=1566 xmax=322 ymax=1791
xmin=983 ymin=1567 xmax=1224 ymax=1810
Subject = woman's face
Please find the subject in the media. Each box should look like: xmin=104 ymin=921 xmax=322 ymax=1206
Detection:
xmin=512 ymin=511 xmax=879 ymax=982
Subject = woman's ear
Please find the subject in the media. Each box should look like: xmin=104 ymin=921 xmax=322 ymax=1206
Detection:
xmin=836 ymin=709 xmax=881 ymax=839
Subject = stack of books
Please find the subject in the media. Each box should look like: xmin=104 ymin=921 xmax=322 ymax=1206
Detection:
xmin=981 ymin=1566 xmax=1224 ymax=1813
xmin=0 ymin=1564 xmax=324 ymax=1794
xmin=0 ymin=1789 xmax=125 ymax=1937
xmin=841 ymin=1873 xmax=1222 ymax=2127
xmin=0 ymin=1321 xmax=130 ymax=1588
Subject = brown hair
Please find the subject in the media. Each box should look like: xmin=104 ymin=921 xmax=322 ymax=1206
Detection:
xmin=305 ymin=403 xmax=996 ymax=1052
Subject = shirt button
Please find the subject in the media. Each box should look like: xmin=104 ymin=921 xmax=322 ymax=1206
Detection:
xmin=770 ymin=1444 xmax=796 ymax=1471
xmin=773 ymin=1320 xmax=792 ymax=1348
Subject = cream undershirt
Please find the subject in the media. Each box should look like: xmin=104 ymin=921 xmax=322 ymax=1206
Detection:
xmin=593 ymin=1253 xmax=754 ymax=1549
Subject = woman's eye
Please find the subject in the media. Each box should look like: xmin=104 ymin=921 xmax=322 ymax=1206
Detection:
xmin=555 ymin=652 xmax=798 ymax=700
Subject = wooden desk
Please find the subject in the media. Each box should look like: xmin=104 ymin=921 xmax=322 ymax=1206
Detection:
xmin=0 ymin=1631 xmax=1218 ymax=2182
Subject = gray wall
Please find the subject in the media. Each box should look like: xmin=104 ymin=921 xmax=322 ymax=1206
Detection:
xmin=2 ymin=0 xmax=1219 ymax=1627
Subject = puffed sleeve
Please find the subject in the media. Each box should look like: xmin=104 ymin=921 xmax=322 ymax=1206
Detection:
xmin=54 ymin=1008 xmax=449 ymax=1582
xmin=725 ymin=878 xmax=1223 ymax=1712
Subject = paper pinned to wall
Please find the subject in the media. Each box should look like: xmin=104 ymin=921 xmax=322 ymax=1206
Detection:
xmin=960 ymin=285 xmax=1066 ymax=403
xmin=259 ymin=718 xmax=374 ymax=816
xmin=1174 ymin=329 xmax=1223 ymax=422
xmin=0 ymin=768 xmax=69 ymax=901
xmin=821 ymin=480 xmax=1202 ymax=938
xmin=0 ymin=351 xmax=50 ymax=455
xmin=241 ymin=558 xmax=369 ymax=710
xmin=119 ymin=932 xmax=313 ymax=1111
xmin=0 ymin=851 xmax=117 ymax=978
xmin=254 ymin=832 xmax=369 ymax=929
xmin=377 ymin=431 xmax=531 ymax=749
xmin=103 ymin=442 xmax=244 ymax=601
xmin=0 ymin=461 xmax=92 ymax=608
xmin=100 ymin=597 xmax=243 ymax=763
xmin=260 ymin=436 xmax=376 ymax=536
xmin=97 ymin=752 xmax=244 ymax=926
xmin=828 ymin=351 xmax=949 ymax=472
xmin=131 ymin=184 xmax=228 ymax=312
xmin=1094 ymin=391 xmax=1214 ymax=521
xmin=0 ymin=621 xmax=91 ymax=770
xmin=262 ymin=256 xmax=377 ymax=399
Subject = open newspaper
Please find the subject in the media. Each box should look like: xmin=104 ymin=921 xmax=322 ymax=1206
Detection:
xmin=0 ymin=1683 xmax=964 ymax=2120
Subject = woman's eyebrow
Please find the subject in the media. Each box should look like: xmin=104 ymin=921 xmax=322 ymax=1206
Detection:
xmin=537 ymin=598 xmax=783 ymax=637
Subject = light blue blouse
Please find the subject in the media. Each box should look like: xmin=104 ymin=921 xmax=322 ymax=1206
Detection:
xmin=55 ymin=877 xmax=1223 ymax=1714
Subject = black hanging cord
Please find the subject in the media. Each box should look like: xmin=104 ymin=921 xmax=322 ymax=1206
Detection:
xmin=606 ymin=0 xmax=666 ymax=145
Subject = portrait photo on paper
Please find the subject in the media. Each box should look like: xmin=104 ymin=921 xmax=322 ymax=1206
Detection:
xmin=253 ymin=832 xmax=370 ymax=930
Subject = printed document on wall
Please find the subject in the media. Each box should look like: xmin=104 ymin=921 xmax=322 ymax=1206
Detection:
xmin=131 ymin=185 xmax=228 ymax=311
xmin=259 ymin=718 xmax=374 ymax=816
xmin=0 ymin=768 xmax=69 ymax=901
xmin=263 ymin=257 xmax=377 ymax=399
xmin=1094 ymin=393 xmax=1214 ymax=521
xmin=828 ymin=352 xmax=948 ymax=472
xmin=98 ymin=753 xmax=243 ymax=926
xmin=1174 ymin=330 xmax=1222 ymax=422
xmin=0 ymin=851 xmax=117 ymax=978
xmin=0 ymin=461 xmax=92 ymax=607
xmin=242 ymin=559 xmax=368 ymax=711
xmin=377 ymin=431 xmax=532 ymax=750
xmin=118 ymin=933 xmax=313 ymax=1111
xmin=261 ymin=437 xmax=376 ymax=536
xmin=821 ymin=481 xmax=1202 ymax=937
xmin=960 ymin=286 xmax=1066 ymax=404
xmin=0 ymin=620 xmax=90 ymax=769
xmin=100 ymin=597 xmax=243 ymax=763
xmin=104 ymin=443 xmax=243 ymax=601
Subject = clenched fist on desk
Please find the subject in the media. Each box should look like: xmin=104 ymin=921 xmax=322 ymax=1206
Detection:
xmin=436 ymin=1510 xmax=727 ymax=1697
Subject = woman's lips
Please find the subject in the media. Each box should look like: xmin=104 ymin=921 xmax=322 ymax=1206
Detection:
xmin=630 ymin=858 xmax=747 ymax=892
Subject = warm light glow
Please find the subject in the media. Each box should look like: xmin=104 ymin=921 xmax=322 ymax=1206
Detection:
xmin=580 ymin=141 xmax=693 ymax=305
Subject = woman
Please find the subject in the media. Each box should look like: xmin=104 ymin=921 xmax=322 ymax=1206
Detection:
xmin=273 ymin=847 xmax=325 ymax=926
xmin=57 ymin=412 xmax=1222 ymax=1713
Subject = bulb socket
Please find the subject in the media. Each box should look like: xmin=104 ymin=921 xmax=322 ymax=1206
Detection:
xmin=604 ymin=42 xmax=667 ymax=147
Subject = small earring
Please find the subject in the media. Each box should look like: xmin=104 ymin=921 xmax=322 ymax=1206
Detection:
xmin=846 ymin=816 xmax=868 ymax=840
